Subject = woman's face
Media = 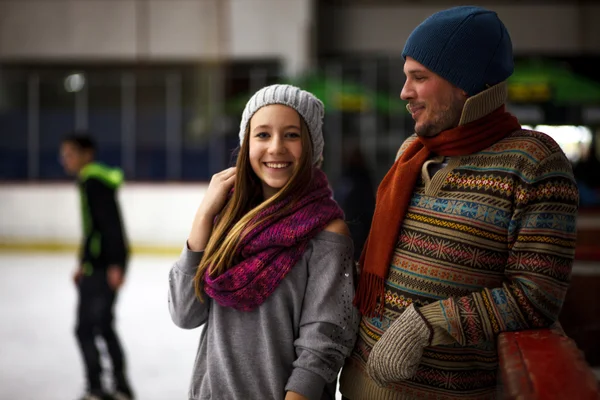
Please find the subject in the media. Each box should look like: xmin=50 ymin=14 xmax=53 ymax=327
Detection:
xmin=248 ymin=104 xmax=304 ymax=199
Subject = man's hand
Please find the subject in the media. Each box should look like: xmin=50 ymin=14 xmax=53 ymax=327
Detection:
xmin=107 ymin=265 xmax=125 ymax=290
xmin=367 ymin=304 xmax=433 ymax=386
xmin=72 ymin=267 xmax=84 ymax=285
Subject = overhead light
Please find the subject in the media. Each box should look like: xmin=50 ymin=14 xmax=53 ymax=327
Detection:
xmin=64 ymin=73 xmax=86 ymax=93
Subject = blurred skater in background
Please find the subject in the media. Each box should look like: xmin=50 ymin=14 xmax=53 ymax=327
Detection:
xmin=60 ymin=134 xmax=134 ymax=400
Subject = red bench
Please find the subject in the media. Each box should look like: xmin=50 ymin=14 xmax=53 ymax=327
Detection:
xmin=498 ymin=329 xmax=600 ymax=399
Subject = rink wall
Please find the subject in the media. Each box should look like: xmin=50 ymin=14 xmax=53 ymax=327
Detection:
xmin=0 ymin=183 xmax=209 ymax=255
xmin=2 ymin=183 xmax=600 ymax=258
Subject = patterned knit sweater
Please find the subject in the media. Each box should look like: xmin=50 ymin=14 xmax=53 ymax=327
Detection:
xmin=339 ymin=83 xmax=579 ymax=400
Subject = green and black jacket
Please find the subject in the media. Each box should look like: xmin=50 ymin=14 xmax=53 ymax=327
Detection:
xmin=78 ymin=162 xmax=129 ymax=276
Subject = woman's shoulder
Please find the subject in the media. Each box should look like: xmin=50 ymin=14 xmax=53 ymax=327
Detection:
xmin=323 ymin=218 xmax=350 ymax=237
xmin=309 ymin=219 xmax=353 ymax=250
xmin=304 ymin=221 xmax=354 ymax=272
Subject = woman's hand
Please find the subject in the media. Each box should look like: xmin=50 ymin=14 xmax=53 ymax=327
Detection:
xmin=284 ymin=392 xmax=309 ymax=400
xmin=188 ymin=167 xmax=237 ymax=251
xmin=198 ymin=167 xmax=237 ymax=219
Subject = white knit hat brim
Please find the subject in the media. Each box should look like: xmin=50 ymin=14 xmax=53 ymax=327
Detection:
xmin=239 ymin=84 xmax=325 ymax=165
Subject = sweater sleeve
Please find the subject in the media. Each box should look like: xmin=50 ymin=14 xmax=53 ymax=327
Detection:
xmin=168 ymin=245 xmax=211 ymax=330
xmin=285 ymin=233 xmax=361 ymax=399
xmin=419 ymin=151 xmax=579 ymax=347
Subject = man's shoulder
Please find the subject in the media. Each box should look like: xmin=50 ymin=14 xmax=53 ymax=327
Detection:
xmin=476 ymin=128 xmax=575 ymax=183
xmin=496 ymin=128 xmax=566 ymax=159
xmin=82 ymin=176 xmax=117 ymax=195
xmin=396 ymin=134 xmax=419 ymax=161
xmin=80 ymin=162 xmax=124 ymax=190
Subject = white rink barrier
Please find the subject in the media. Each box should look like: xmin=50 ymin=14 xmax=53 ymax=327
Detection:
xmin=0 ymin=183 xmax=209 ymax=255
xmin=2 ymin=183 xmax=600 ymax=257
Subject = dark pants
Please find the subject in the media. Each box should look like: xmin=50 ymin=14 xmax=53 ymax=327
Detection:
xmin=75 ymin=271 xmax=126 ymax=391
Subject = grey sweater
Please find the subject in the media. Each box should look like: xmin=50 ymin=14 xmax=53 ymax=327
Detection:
xmin=168 ymin=231 xmax=360 ymax=400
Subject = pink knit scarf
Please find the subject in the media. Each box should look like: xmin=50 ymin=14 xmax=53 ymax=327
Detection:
xmin=204 ymin=168 xmax=344 ymax=311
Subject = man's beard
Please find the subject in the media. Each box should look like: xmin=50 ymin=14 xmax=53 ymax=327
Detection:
xmin=415 ymin=97 xmax=464 ymax=137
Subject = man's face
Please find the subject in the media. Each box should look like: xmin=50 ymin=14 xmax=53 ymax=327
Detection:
xmin=60 ymin=142 xmax=91 ymax=175
xmin=401 ymin=57 xmax=468 ymax=138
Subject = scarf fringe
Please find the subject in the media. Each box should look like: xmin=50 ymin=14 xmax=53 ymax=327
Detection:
xmin=353 ymin=271 xmax=385 ymax=319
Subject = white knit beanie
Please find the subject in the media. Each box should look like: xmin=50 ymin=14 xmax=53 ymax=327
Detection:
xmin=239 ymin=84 xmax=325 ymax=165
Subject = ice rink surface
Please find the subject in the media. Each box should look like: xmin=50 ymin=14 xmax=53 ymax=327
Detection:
xmin=1 ymin=252 xmax=200 ymax=400
xmin=1 ymin=252 xmax=345 ymax=400
xmin=5 ymin=251 xmax=596 ymax=400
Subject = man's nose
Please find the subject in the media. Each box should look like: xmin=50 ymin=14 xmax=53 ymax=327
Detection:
xmin=400 ymin=81 xmax=413 ymax=101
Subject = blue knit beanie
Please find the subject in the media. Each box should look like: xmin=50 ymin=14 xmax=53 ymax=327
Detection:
xmin=402 ymin=6 xmax=514 ymax=96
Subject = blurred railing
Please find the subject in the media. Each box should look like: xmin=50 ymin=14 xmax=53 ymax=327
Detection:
xmin=0 ymin=60 xmax=410 ymax=185
xmin=498 ymin=329 xmax=600 ymax=400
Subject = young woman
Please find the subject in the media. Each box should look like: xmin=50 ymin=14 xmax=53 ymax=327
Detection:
xmin=168 ymin=84 xmax=360 ymax=400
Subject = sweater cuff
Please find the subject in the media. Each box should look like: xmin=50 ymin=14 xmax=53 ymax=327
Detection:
xmin=419 ymin=301 xmax=457 ymax=346
xmin=175 ymin=242 xmax=204 ymax=275
xmin=285 ymin=368 xmax=327 ymax=400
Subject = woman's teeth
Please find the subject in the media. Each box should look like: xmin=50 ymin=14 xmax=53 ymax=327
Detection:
xmin=265 ymin=163 xmax=290 ymax=169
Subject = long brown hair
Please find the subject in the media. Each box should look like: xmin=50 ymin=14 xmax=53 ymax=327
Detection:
xmin=193 ymin=116 xmax=314 ymax=300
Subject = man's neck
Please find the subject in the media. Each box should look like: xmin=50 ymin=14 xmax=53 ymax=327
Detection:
xmin=77 ymin=160 xmax=96 ymax=176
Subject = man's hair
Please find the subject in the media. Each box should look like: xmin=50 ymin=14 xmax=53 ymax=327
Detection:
xmin=62 ymin=132 xmax=96 ymax=153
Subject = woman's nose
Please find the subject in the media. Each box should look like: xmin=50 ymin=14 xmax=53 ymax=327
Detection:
xmin=268 ymin=136 xmax=286 ymax=154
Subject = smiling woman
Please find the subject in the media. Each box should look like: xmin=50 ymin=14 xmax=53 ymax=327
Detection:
xmin=168 ymin=84 xmax=360 ymax=400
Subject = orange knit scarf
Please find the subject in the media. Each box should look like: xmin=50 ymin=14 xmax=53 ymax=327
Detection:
xmin=353 ymin=106 xmax=521 ymax=317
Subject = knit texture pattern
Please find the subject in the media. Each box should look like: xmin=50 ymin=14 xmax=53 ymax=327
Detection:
xmin=340 ymin=129 xmax=578 ymax=399
xmin=204 ymin=168 xmax=343 ymax=311
xmin=353 ymin=105 xmax=520 ymax=319
xmin=367 ymin=304 xmax=433 ymax=386
xmin=402 ymin=6 xmax=514 ymax=96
